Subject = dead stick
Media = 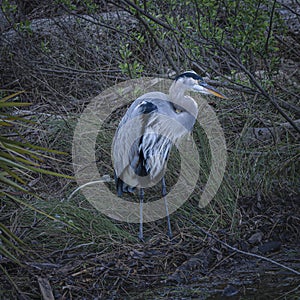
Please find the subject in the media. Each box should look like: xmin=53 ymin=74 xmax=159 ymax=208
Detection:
xmin=185 ymin=217 xmax=300 ymax=276
xmin=223 ymin=50 xmax=300 ymax=134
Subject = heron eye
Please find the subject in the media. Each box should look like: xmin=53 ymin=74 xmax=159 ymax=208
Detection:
xmin=175 ymin=108 xmax=182 ymax=113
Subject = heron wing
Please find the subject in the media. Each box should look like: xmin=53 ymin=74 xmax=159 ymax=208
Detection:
xmin=113 ymin=92 xmax=194 ymax=193
xmin=113 ymin=98 xmax=159 ymax=192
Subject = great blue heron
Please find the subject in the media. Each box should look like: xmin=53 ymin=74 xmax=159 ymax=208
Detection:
xmin=113 ymin=71 xmax=226 ymax=240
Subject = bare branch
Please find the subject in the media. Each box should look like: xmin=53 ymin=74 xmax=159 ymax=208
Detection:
xmin=186 ymin=218 xmax=300 ymax=276
xmin=223 ymin=49 xmax=300 ymax=134
xmin=118 ymin=0 xmax=175 ymax=31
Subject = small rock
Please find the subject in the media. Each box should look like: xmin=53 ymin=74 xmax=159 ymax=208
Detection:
xmin=258 ymin=241 xmax=281 ymax=254
xmin=248 ymin=231 xmax=264 ymax=244
xmin=222 ymin=285 xmax=239 ymax=297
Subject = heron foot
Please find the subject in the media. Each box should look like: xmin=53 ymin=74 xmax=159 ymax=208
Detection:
xmin=167 ymin=229 xmax=173 ymax=239
xmin=138 ymin=233 xmax=144 ymax=242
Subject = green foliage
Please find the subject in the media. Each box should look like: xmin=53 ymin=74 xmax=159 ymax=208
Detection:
xmin=1 ymin=0 xmax=17 ymax=13
xmin=131 ymin=0 xmax=284 ymax=72
xmin=0 ymin=91 xmax=73 ymax=263
xmin=13 ymin=20 xmax=33 ymax=35
xmin=54 ymin=0 xmax=98 ymax=13
xmin=119 ymin=42 xmax=144 ymax=78
xmin=40 ymin=39 xmax=51 ymax=53
xmin=55 ymin=0 xmax=77 ymax=11
xmin=1 ymin=0 xmax=33 ymax=35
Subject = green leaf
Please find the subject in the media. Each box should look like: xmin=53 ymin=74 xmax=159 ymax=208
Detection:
xmin=0 ymin=102 xmax=32 ymax=108
xmin=0 ymin=91 xmax=25 ymax=102
xmin=0 ymin=173 xmax=28 ymax=192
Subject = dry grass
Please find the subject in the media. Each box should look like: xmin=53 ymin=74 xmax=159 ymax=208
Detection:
xmin=0 ymin=0 xmax=299 ymax=298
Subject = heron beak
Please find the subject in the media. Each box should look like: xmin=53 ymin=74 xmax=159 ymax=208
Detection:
xmin=193 ymin=82 xmax=227 ymax=99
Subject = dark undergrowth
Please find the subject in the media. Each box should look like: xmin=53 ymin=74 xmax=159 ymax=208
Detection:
xmin=0 ymin=0 xmax=299 ymax=298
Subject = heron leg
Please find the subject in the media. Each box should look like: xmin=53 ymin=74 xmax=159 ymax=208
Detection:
xmin=115 ymin=176 xmax=123 ymax=197
xmin=162 ymin=177 xmax=172 ymax=238
xmin=138 ymin=188 xmax=144 ymax=241
xmin=117 ymin=182 xmax=123 ymax=197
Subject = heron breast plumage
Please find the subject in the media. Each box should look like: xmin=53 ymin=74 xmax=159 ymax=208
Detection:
xmin=113 ymin=93 xmax=194 ymax=194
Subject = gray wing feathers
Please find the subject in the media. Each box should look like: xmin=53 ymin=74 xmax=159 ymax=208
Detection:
xmin=113 ymin=92 xmax=195 ymax=192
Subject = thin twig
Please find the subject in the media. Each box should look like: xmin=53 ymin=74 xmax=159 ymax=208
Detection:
xmin=67 ymin=178 xmax=112 ymax=201
xmin=185 ymin=217 xmax=300 ymax=276
xmin=265 ymin=0 xmax=277 ymax=53
xmin=119 ymin=0 xmax=175 ymax=31
xmin=132 ymin=12 xmax=179 ymax=73
xmin=223 ymin=49 xmax=300 ymax=134
xmin=277 ymin=1 xmax=300 ymax=17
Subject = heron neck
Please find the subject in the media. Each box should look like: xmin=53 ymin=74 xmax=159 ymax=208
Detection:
xmin=169 ymin=81 xmax=185 ymax=106
xmin=168 ymin=81 xmax=198 ymax=116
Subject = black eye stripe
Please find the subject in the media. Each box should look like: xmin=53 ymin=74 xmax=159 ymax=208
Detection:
xmin=175 ymin=72 xmax=203 ymax=82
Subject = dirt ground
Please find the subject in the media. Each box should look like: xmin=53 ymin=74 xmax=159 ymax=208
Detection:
xmin=1 ymin=194 xmax=299 ymax=299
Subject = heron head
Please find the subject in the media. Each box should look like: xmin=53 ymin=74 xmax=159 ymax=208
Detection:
xmin=175 ymin=71 xmax=226 ymax=99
